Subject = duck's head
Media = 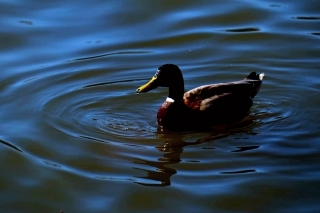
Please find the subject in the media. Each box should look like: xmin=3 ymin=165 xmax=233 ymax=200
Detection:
xmin=136 ymin=64 xmax=185 ymax=99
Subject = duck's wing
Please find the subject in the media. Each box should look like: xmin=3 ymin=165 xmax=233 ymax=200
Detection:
xmin=184 ymin=79 xmax=260 ymax=113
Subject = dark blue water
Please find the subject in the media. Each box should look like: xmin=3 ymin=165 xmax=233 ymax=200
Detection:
xmin=1 ymin=1 xmax=320 ymax=212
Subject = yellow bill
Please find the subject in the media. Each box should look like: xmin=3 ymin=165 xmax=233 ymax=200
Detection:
xmin=136 ymin=76 xmax=159 ymax=93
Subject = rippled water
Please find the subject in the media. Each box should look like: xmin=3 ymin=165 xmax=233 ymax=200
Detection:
xmin=1 ymin=1 xmax=320 ymax=212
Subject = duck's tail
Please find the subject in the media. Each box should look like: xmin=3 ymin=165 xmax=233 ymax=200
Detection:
xmin=246 ymin=72 xmax=265 ymax=81
xmin=245 ymin=72 xmax=265 ymax=98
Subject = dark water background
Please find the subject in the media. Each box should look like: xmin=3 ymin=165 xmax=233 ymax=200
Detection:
xmin=1 ymin=1 xmax=320 ymax=212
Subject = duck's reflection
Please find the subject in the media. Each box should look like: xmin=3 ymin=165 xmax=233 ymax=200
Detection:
xmin=133 ymin=148 xmax=180 ymax=186
xmin=133 ymin=128 xmax=231 ymax=186
xmin=133 ymin=131 xmax=186 ymax=186
xmin=133 ymin=113 xmax=261 ymax=187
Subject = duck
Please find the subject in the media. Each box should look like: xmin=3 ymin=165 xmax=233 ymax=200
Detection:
xmin=136 ymin=64 xmax=264 ymax=131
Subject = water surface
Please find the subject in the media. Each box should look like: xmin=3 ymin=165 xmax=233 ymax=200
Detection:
xmin=1 ymin=1 xmax=320 ymax=212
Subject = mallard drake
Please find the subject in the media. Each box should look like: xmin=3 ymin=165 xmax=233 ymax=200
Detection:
xmin=136 ymin=64 xmax=264 ymax=131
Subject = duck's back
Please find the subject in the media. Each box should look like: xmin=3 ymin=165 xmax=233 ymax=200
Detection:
xmin=183 ymin=72 xmax=264 ymax=124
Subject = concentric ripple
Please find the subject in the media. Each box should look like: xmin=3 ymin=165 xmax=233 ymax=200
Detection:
xmin=41 ymin=73 xmax=157 ymax=142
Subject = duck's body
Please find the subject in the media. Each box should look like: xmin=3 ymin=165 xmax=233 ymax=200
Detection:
xmin=137 ymin=64 xmax=264 ymax=131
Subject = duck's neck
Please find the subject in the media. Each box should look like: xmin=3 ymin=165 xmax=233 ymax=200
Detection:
xmin=168 ymin=81 xmax=184 ymax=101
